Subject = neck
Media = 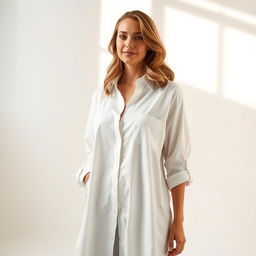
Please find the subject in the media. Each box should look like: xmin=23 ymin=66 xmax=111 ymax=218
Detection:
xmin=120 ymin=64 xmax=145 ymax=84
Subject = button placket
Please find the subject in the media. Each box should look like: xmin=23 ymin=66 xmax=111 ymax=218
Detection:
xmin=111 ymin=90 xmax=126 ymax=244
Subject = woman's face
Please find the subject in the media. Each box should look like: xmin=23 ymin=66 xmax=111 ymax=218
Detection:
xmin=116 ymin=18 xmax=148 ymax=68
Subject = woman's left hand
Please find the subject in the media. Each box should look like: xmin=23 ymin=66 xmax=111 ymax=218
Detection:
xmin=165 ymin=220 xmax=186 ymax=255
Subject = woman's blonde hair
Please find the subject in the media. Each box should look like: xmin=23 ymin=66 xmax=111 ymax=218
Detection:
xmin=103 ymin=10 xmax=175 ymax=96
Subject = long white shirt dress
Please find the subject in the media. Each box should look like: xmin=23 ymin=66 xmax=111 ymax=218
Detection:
xmin=75 ymin=73 xmax=193 ymax=256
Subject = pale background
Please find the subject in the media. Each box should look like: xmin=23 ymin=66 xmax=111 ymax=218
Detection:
xmin=1 ymin=0 xmax=256 ymax=255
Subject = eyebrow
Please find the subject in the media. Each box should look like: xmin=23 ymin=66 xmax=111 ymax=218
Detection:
xmin=118 ymin=31 xmax=142 ymax=34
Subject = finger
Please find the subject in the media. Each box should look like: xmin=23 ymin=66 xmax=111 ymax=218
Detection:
xmin=168 ymin=240 xmax=177 ymax=255
xmin=170 ymin=249 xmax=178 ymax=256
xmin=168 ymin=238 xmax=176 ymax=255
xmin=166 ymin=240 xmax=174 ymax=255
xmin=169 ymin=249 xmax=176 ymax=256
xmin=175 ymin=240 xmax=183 ymax=254
xmin=167 ymin=235 xmax=174 ymax=252
xmin=166 ymin=229 xmax=174 ymax=253
xmin=170 ymin=240 xmax=184 ymax=256
xmin=168 ymin=247 xmax=176 ymax=256
xmin=180 ymin=242 xmax=185 ymax=254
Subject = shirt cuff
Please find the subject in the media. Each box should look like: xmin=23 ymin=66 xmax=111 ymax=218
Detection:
xmin=166 ymin=170 xmax=193 ymax=190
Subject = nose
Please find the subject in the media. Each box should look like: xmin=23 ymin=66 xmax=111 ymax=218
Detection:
xmin=125 ymin=36 xmax=134 ymax=49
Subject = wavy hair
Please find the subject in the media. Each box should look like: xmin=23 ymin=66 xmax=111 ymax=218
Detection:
xmin=103 ymin=10 xmax=175 ymax=96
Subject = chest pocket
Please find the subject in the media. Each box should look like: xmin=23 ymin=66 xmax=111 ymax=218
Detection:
xmin=123 ymin=112 xmax=165 ymax=152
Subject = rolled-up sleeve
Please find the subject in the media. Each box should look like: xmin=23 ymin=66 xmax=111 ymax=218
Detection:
xmin=163 ymin=83 xmax=193 ymax=191
xmin=76 ymin=89 xmax=97 ymax=187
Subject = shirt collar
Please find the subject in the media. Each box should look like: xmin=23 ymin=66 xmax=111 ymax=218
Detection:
xmin=110 ymin=72 xmax=154 ymax=92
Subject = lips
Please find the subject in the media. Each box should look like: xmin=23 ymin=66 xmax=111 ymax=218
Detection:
xmin=123 ymin=51 xmax=136 ymax=56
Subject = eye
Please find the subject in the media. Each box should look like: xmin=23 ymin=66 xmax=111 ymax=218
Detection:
xmin=119 ymin=35 xmax=126 ymax=40
xmin=135 ymin=36 xmax=143 ymax=40
xmin=118 ymin=35 xmax=143 ymax=40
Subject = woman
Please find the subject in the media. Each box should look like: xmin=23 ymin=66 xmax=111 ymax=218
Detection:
xmin=75 ymin=10 xmax=193 ymax=256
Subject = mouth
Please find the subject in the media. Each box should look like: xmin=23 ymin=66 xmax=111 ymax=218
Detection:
xmin=123 ymin=51 xmax=136 ymax=56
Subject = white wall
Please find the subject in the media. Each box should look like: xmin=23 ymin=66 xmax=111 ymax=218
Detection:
xmin=0 ymin=0 xmax=256 ymax=255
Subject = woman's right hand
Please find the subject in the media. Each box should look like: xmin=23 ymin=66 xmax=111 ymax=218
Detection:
xmin=83 ymin=172 xmax=90 ymax=185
